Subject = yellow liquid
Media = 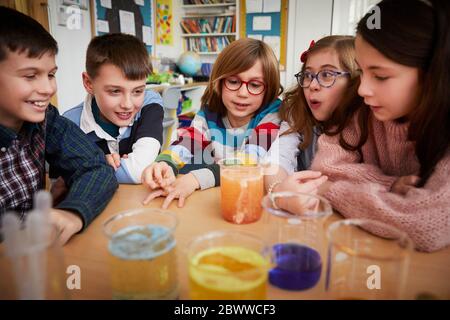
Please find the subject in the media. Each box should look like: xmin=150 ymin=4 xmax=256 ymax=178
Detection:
xmin=189 ymin=246 xmax=269 ymax=300
xmin=109 ymin=225 xmax=178 ymax=299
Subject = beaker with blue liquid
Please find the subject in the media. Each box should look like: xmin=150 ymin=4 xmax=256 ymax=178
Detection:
xmin=103 ymin=208 xmax=178 ymax=300
xmin=262 ymin=192 xmax=332 ymax=292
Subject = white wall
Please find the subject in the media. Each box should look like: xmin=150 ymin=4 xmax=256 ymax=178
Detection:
xmin=47 ymin=0 xmax=92 ymax=113
xmin=332 ymin=0 xmax=380 ymax=35
xmin=285 ymin=0 xmax=380 ymax=90
xmin=285 ymin=0 xmax=333 ymax=91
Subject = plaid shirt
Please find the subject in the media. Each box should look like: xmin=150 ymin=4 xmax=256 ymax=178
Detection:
xmin=0 ymin=105 xmax=118 ymax=229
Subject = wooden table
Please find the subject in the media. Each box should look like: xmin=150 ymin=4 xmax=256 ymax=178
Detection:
xmin=63 ymin=185 xmax=450 ymax=300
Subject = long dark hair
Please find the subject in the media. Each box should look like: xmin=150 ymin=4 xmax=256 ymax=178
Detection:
xmin=352 ymin=0 xmax=450 ymax=186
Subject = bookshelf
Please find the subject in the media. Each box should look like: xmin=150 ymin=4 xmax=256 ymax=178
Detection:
xmin=180 ymin=0 xmax=238 ymax=57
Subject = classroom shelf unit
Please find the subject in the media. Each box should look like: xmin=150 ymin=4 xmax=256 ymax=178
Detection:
xmin=180 ymin=0 xmax=239 ymax=56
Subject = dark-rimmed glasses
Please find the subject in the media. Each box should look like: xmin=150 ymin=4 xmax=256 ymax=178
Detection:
xmin=295 ymin=70 xmax=350 ymax=88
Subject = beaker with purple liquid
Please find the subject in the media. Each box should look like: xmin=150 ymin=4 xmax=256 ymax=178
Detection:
xmin=262 ymin=192 xmax=332 ymax=291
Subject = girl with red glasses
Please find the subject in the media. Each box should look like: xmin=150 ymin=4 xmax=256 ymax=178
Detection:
xmin=142 ymin=38 xmax=282 ymax=209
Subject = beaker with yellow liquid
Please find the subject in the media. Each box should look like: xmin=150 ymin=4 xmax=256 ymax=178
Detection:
xmin=187 ymin=231 xmax=271 ymax=300
xmin=103 ymin=209 xmax=178 ymax=300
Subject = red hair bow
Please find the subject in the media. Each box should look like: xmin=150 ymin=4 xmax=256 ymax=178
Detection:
xmin=300 ymin=40 xmax=316 ymax=63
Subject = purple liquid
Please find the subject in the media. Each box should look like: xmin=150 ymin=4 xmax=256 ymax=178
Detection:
xmin=269 ymin=243 xmax=322 ymax=291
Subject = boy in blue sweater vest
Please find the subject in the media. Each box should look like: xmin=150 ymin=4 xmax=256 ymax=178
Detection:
xmin=64 ymin=33 xmax=164 ymax=184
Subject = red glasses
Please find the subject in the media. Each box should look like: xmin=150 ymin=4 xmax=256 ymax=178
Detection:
xmin=223 ymin=76 xmax=266 ymax=95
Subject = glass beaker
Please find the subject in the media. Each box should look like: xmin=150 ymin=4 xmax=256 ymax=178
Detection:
xmin=187 ymin=230 xmax=271 ymax=300
xmin=326 ymin=219 xmax=413 ymax=300
xmin=103 ymin=208 xmax=178 ymax=300
xmin=0 ymin=214 xmax=67 ymax=300
xmin=218 ymin=157 xmax=264 ymax=224
xmin=262 ymin=192 xmax=332 ymax=291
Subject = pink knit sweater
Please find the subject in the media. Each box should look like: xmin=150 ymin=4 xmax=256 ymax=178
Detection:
xmin=311 ymin=113 xmax=450 ymax=252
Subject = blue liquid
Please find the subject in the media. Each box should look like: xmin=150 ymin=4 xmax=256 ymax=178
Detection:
xmin=108 ymin=225 xmax=178 ymax=300
xmin=269 ymin=243 xmax=322 ymax=291
xmin=109 ymin=224 xmax=175 ymax=260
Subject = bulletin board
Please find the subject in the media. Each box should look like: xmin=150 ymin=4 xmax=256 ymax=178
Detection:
xmin=92 ymin=0 xmax=154 ymax=54
xmin=239 ymin=0 xmax=288 ymax=70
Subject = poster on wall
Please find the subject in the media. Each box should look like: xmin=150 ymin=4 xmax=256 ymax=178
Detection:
xmin=94 ymin=0 xmax=154 ymax=54
xmin=241 ymin=0 xmax=287 ymax=67
xmin=156 ymin=0 xmax=173 ymax=45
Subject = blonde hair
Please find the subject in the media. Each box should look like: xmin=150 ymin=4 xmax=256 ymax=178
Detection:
xmin=280 ymin=35 xmax=363 ymax=150
xmin=201 ymin=38 xmax=282 ymax=116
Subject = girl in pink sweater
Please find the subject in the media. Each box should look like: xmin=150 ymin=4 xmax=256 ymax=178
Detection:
xmin=311 ymin=0 xmax=450 ymax=252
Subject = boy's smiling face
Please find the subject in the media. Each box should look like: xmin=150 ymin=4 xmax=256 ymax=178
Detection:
xmin=82 ymin=63 xmax=147 ymax=127
xmin=0 ymin=51 xmax=57 ymax=131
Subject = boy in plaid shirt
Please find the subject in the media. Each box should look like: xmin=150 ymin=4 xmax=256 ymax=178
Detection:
xmin=0 ymin=7 xmax=118 ymax=245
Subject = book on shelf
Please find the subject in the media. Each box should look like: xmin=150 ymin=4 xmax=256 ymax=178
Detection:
xmin=184 ymin=36 xmax=232 ymax=53
xmin=180 ymin=21 xmax=190 ymax=33
xmin=183 ymin=0 xmax=235 ymax=5
xmin=180 ymin=16 xmax=235 ymax=34
xmin=181 ymin=0 xmax=237 ymax=54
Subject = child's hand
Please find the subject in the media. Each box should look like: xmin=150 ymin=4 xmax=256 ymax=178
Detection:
xmin=391 ymin=175 xmax=420 ymax=195
xmin=277 ymin=193 xmax=323 ymax=216
xmin=273 ymin=170 xmax=328 ymax=194
xmin=141 ymin=162 xmax=176 ymax=190
xmin=142 ymin=173 xmax=200 ymax=209
xmin=49 ymin=209 xmax=83 ymax=246
xmin=272 ymin=171 xmax=328 ymax=215
xmin=105 ymin=153 xmax=121 ymax=170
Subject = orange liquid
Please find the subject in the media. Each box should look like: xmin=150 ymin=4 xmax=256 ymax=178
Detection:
xmin=189 ymin=246 xmax=268 ymax=300
xmin=220 ymin=167 xmax=263 ymax=224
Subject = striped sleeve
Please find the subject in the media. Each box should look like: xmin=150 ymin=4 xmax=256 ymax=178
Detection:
xmin=245 ymin=104 xmax=281 ymax=159
xmin=155 ymin=112 xmax=212 ymax=174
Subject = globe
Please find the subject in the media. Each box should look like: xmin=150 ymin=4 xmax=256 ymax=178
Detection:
xmin=177 ymin=51 xmax=202 ymax=76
